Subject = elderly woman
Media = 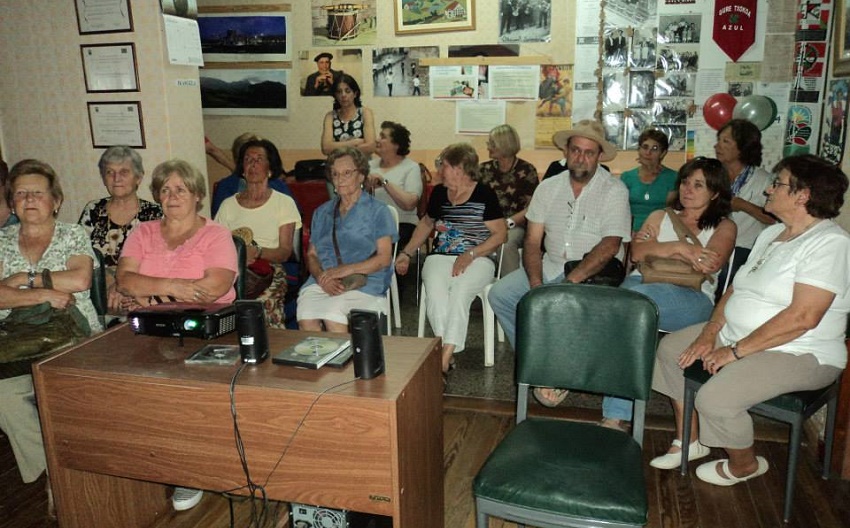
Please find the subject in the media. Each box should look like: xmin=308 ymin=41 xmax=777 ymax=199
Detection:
xmin=78 ymin=147 xmax=162 ymax=309
xmin=715 ymin=118 xmax=776 ymax=279
xmin=478 ymin=124 xmax=539 ymax=275
xmin=600 ymin=157 xmax=736 ymax=431
xmin=396 ymin=143 xmax=507 ymax=375
xmin=0 ymin=159 xmax=102 ymax=485
xmin=321 ymin=74 xmax=376 ymax=156
xmin=649 ymin=154 xmax=849 ymax=487
xmin=215 ymin=139 xmax=302 ymax=327
xmin=210 ymin=133 xmax=292 ymax=218
xmin=366 ymin=121 xmax=422 ymax=250
xmin=298 ymin=147 xmax=396 ymax=332
xmin=620 ymin=128 xmax=678 ymax=231
xmin=114 ymin=159 xmax=237 ymax=510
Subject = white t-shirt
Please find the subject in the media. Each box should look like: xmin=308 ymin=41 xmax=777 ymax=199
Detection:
xmin=369 ymin=157 xmax=422 ymax=226
xmin=721 ymin=220 xmax=850 ymax=368
xmin=527 ymin=167 xmax=632 ymax=281
xmin=731 ymin=166 xmax=772 ymax=249
xmin=215 ymin=190 xmax=302 ymax=248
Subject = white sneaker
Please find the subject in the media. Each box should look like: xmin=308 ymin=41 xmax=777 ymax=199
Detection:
xmin=172 ymin=487 xmax=203 ymax=511
xmin=649 ymin=439 xmax=710 ymax=470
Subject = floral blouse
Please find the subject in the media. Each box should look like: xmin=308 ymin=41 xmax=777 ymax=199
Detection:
xmin=332 ymin=107 xmax=364 ymax=142
xmin=78 ymin=197 xmax=162 ymax=267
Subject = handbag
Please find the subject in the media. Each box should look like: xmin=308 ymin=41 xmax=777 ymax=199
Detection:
xmin=232 ymin=227 xmax=274 ymax=299
xmin=563 ymin=254 xmax=626 ymax=286
xmin=0 ymin=302 xmax=91 ymax=377
xmin=332 ymin=200 xmax=368 ymax=292
xmin=637 ymin=208 xmax=713 ymax=290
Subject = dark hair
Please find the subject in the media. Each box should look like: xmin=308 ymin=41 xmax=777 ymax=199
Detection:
xmin=772 ymin=154 xmax=848 ymax=219
xmin=718 ymin=118 xmax=763 ymax=166
xmin=672 ymin=157 xmax=732 ymax=230
xmin=637 ymin=129 xmax=669 ymax=152
xmin=380 ymin=121 xmax=411 ymax=156
xmin=332 ymin=74 xmax=362 ymax=110
xmin=235 ymin=139 xmax=286 ymax=180
xmin=7 ymin=159 xmax=64 ymax=213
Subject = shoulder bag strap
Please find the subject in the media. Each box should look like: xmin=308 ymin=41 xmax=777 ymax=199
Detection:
xmin=664 ymin=207 xmax=703 ymax=248
xmin=331 ymin=200 xmax=344 ymax=266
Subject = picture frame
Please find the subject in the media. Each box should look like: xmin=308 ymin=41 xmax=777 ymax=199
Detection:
xmin=74 ymin=0 xmax=133 ymax=34
xmin=200 ymin=64 xmax=288 ymax=116
xmin=834 ymin=0 xmax=850 ymax=77
xmin=87 ymin=102 xmax=145 ymax=149
xmin=198 ymin=5 xmax=290 ymax=62
xmin=394 ymin=0 xmax=475 ymax=35
xmin=80 ymin=43 xmax=139 ymax=93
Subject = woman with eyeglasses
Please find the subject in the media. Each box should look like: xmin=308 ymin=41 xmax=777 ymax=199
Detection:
xmin=297 ymin=147 xmax=396 ymax=332
xmin=714 ymin=118 xmax=776 ymax=281
xmin=620 ymin=128 xmax=678 ymax=232
xmin=650 ymin=154 xmax=850 ymax=488
xmin=478 ymin=124 xmax=539 ymax=275
xmin=395 ymin=144 xmax=507 ymax=378
xmin=600 ymin=156 xmax=736 ymax=432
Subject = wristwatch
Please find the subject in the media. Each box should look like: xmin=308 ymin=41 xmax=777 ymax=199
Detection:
xmin=27 ymin=270 xmax=36 ymax=289
xmin=383 ymin=178 xmax=390 ymax=187
xmin=506 ymin=218 xmax=516 ymax=229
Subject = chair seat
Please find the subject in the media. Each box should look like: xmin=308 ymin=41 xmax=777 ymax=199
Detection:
xmin=684 ymin=363 xmax=834 ymax=414
xmin=473 ymin=419 xmax=647 ymax=526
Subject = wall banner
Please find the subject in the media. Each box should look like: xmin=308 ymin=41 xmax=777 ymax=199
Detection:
xmin=713 ymin=0 xmax=757 ymax=62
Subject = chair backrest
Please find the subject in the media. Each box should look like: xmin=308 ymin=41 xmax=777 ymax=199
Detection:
xmin=714 ymin=246 xmax=737 ymax=303
xmin=387 ymin=204 xmax=400 ymax=262
xmin=516 ymin=284 xmax=659 ymax=403
xmin=232 ymin=235 xmax=247 ymax=300
xmin=417 ymin=163 xmax=433 ymax=219
xmin=90 ymin=249 xmax=108 ymax=316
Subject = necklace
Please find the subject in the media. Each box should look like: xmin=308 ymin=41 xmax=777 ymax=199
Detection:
xmin=748 ymin=220 xmax=821 ymax=274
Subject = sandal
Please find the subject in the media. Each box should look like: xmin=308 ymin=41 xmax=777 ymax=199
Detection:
xmin=532 ymin=387 xmax=569 ymax=408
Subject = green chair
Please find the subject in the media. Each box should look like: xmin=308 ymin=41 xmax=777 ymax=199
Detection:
xmin=232 ymin=235 xmax=247 ymax=300
xmin=90 ymin=249 xmax=108 ymax=317
xmin=680 ymin=362 xmax=843 ymax=523
xmin=473 ymin=283 xmax=659 ymax=528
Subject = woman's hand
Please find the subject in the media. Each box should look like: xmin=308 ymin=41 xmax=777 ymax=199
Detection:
xmin=692 ymin=248 xmax=721 ymax=273
xmin=41 ymin=289 xmax=75 ymax=310
xmin=168 ymin=278 xmax=212 ymax=303
xmin=246 ymin=245 xmax=261 ymax=266
xmin=701 ymin=346 xmax=736 ymax=375
xmin=395 ymin=253 xmax=411 ymax=276
xmin=452 ymin=252 xmax=474 ymax=277
xmin=677 ymin=327 xmax=718 ymax=368
xmin=635 ymin=223 xmax=658 ymax=242
xmin=317 ymin=269 xmax=346 ymax=296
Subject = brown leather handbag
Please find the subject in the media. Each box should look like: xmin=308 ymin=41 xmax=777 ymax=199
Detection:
xmin=637 ymin=208 xmax=714 ymax=290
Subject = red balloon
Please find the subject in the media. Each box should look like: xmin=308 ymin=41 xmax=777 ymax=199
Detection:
xmin=703 ymin=93 xmax=737 ymax=130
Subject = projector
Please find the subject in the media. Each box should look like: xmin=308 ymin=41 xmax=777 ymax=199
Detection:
xmin=128 ymin=303 xmax=237 ymax=339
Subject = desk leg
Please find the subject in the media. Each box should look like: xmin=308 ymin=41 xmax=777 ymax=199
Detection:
xmin=51 ymin=466 xmax=167 ymax=528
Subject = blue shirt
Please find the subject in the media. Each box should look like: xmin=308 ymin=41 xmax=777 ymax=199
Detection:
xmin=306 ymin=192 xmax=398 ymax=297
xmin=211 ymin=173 xmax=293 ymax=218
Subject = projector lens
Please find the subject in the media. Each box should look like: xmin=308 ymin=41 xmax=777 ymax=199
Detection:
xmin=183 ymin=319 xmax=200 ymax=331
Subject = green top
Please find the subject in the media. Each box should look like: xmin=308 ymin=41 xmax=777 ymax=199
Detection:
xmin=620 ymin=166 xmax=678 ymax=231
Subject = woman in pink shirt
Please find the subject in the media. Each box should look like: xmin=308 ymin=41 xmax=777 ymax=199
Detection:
xmin=115 ymin=159 xmax=237 ymax=311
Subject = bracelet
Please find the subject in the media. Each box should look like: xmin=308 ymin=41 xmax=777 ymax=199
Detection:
xmin=399 ymin=251 xmax=412 ymax=259
xmin=729 ymin=342 xmax=742 ymax=360
xmin=41 ymin=269 xmax=53 ymax=290
xmin=467 ymin=249 xmax=475 ymax=259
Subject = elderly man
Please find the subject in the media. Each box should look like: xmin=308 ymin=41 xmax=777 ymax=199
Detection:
xmin=304 ymin=52 xmax=341 ymax=96
xmin=488 ymin=119 xmax=631 ymax=406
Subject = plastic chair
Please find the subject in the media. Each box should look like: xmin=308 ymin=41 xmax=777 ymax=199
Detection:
xmin=680 ymin=363 xmax=843 ymax=523
xmin=474 ymin=284 xmax=659 ymax=527
xmin=384 ymin=205 xmax=401 ymax=335
xmin=417 ymin=245 xmax=504 ymax=367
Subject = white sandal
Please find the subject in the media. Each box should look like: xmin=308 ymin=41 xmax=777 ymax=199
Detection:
xmin=649 ymin=438 xmax=710 ymax=470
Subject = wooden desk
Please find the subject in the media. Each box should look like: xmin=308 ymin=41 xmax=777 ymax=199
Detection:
xmin=33 ymin=326 xmax=444 ymax=527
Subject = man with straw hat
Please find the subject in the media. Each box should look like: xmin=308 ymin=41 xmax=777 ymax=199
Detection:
xmin=488 ymin=119 xmax=631 ymax=406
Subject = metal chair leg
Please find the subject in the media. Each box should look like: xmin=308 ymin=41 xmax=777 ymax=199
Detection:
xmin=783 ymin=418 xmax=803 ymax=523
xmin=823 ymin=391 xmax=839 ymax=479
xmin=681 ymin=383 xmax=697 ymax=476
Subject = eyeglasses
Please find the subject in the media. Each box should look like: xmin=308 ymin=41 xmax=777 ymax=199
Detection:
xmin=13 ymin=190 xmax=47 ymax=201
xmin=330 ymin=169 xmax=359 ymax=180
xmin=770 ymin=178 xmax=792 ymax=189
xmin=639 ymin=144 xmax=661 ymax=152
xmin=244 ymin=156 xmax=268 ymax=165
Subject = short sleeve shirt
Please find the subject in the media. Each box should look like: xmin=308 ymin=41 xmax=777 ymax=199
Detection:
xmin=369 ymin=157 xmax=423 ymax=226
xmin=215 ymin=190 xmax=302 ymax=249
xmin=731 ymin=166 xmax=772 ymax=249
xmin=77 ymin=197 xmax=162 ymax=266
xmin=427 ymin=183 xmax=503 ymax=256
xmin=477 ymin=158 xmax=539 ymax=218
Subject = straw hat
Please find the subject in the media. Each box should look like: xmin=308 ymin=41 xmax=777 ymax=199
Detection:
xmin=552 ymin=119 xmax=617 ymax=162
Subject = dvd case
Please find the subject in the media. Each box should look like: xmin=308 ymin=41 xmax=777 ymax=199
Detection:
xmin=184 ymin=344 xmax=240 ymax=365
xmin=272 ymin=337 xmax=351 ymax=369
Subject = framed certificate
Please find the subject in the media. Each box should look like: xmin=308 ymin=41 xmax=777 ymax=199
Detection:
xmin=75 ymin=0 xmax=133 ymax=34
xmin=81 ymin=44 xmax=139 ymax=93
xmin=87 ymin=102 xmax=145 ymax=148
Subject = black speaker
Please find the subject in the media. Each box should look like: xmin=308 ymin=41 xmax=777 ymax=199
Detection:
xmin=235 ymin=300 xmax=268 ymax=364
xmin=349 ymin=310 xmax=385 ymax=379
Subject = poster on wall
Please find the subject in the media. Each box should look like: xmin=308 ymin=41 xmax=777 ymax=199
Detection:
xmin=498 ymin=0 xmax=552 ymax=43
xmin=199 ymin=67 xmax=288 ymax=116
xmin=821 ymin=79 xmax=849 ymax=164
xmin=198 ymin=9 xmax=290 ymax=62
xmin=372 ymin=46 xmax=439 ymax=97
xmin=534 ymin=64 xmax=572 ymax=149
xmin=312 ymin=0 xmax=376 ymax=46
xmin=299 ymin=48 xmax=363 ymax=97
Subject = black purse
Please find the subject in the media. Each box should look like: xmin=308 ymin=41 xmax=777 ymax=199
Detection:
xmin=563 ymin=254 xmax=626 ymax=287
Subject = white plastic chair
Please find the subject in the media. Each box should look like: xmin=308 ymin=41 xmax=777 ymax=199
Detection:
xmin=417 ymin=245 xmax=504 ymax=367
xmin=385 ymin=206 xmax=401 ymax=335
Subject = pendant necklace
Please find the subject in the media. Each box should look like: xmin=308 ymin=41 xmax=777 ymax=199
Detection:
xmin=748 ymin=220 xmax=821 ymax=274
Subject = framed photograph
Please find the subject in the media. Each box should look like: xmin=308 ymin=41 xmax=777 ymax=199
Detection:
xmin=394 ymin=0 xmax=475 ymax=35
xmin=198 ymin=6 xmax=290 ymax=62
xmin=312 ymin=0 xmax=376 ymax=46
xmin=74 ymin=0 xmax=133 ymax=34
xmin=87 ymin=102 xmax=145 ymax=149
xmin=80 ymin=44 xmax=139 ymax=93
xmin=834 ymin=0 xmax=850 ymax=77
xmin=200 ymin=66 xmax=288 ymax=116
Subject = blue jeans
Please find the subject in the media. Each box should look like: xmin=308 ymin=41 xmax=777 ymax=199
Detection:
xmin=487 ymin=268 xmax=564 ymax=349
xmin=603 ymin=274 xmax=715 ymax=421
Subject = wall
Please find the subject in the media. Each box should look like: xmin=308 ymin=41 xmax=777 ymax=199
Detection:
xmin=0 ymin=0 xmax=207 ymax=220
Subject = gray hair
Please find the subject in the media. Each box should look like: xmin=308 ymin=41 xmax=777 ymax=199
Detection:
xmin=150 ymin=159 xmax=206 ymax=212
xmin=98 ymin=146 xmax=144 ymax=179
